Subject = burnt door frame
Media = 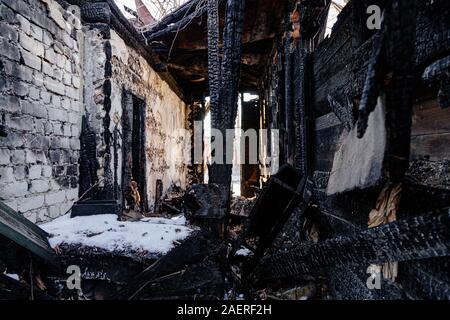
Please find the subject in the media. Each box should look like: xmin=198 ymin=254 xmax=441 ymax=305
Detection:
xmin=122 ymin=90 xmax=148 ymax=213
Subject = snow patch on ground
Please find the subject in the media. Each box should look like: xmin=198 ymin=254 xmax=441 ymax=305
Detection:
xmin=140 ymin=215 xmax=186 ymax=226
xmin=236 ymin=247 xmax=253 ymax=257
xmin=41 ymin=214 xmax=193 ymax=255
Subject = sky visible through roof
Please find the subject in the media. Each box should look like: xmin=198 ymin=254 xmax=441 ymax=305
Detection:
xmin=114 ymin=0 xmax=188 ymax=22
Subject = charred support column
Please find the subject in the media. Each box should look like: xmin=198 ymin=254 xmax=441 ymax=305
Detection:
xmin=284 ymin=13 xmax=294 ymax=166
xmin=208 ymin=0 xmax=246 ymax=188
xmin=293 ymin=41 xmax=313 ymax=176
xmin=384 ymin=0 xmax=418 ymax=181
xmin=207 ymin=0 xmax=221 ymax=131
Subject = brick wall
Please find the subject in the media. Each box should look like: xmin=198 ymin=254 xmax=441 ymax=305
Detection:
xmin=0 ymin=0 xmax=83 ymax=223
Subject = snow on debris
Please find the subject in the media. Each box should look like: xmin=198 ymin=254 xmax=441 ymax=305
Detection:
xmin=140 ymin=215 xmax=186 ymax=226
xmin=4 ymin=273 xmax=20 ymax=281
xmin=40 ymin=214 xmax=193 ymax=255
xmin=235 ymin=247 xmax=253 ymax=257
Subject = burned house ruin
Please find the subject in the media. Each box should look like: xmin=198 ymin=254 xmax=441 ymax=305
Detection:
xmin=1 ymin=0 xmax=450 ymax=301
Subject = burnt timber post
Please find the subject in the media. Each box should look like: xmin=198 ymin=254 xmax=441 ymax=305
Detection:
xmin=207 ymin=0 xmax=246 ymax=191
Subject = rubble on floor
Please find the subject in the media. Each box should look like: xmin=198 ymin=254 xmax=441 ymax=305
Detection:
xmin=115 ymin=230 xmax=226 ymax=300
xmin=10 ymin=164 xmax=440 ymax=300
xmin=231 ymin=196 xmax=255 ymax=217
xmin=256 ymin=282 xmax=317 ymax=300
xmin=41 ymin=214 xmax=193 ymax=258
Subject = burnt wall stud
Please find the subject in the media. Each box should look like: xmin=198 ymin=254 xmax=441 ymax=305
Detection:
xmin=208 ymin=0 xmax=246 ymax=188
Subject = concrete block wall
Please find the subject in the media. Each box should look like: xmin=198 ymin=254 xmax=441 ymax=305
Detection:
xmin=0 ymin=0 xmax=83 ymax=223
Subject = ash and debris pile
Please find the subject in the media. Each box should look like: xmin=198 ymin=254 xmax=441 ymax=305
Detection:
xmin=1 ymin=164 xmax=324 ymax=300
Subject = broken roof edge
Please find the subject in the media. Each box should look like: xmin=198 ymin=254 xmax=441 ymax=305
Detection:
xmin=57 ymin=0 xmax=187 ymax=101
xmin=143 ymin=0 xmax=203 ymax=36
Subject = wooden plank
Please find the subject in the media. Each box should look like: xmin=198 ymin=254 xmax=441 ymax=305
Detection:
xmin=314 ymin=124 xmax=344 ymax=172
xmin=412 ymin=99 xmax=450 ymax=136
xmin=0 ymin=201 xmax=57 ymax=266
xmin=411 ymin=133 xmax=450 ymax=161
xmin=255 ymin=207 xmax=450 ymax=281
xmin=315 ymin=112 xmax=342 ymax=131
xmin=0 ymin=201 xmax=48 ymax=239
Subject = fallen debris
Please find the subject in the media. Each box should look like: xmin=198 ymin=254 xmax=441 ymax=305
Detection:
xmin=254 ymin=207 xmax=450 ymax=282
xmin=182 ymin=184 xmax=229 ymax=237
xmin=115 ymin=230 xmax=226 ymax=300
xmin=230 ymin=165 xmax=312 ymax=273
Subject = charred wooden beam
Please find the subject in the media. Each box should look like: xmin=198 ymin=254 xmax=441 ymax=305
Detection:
xmin=284 ymin=12 xmax=294 ymax=165
xmin=327 ymin=94 xmax=353 ymax=131
xmin=401 ymin=257 xmax=450 ymax=300
xmin=423 ymin=56 xmax=450 ymax=109
xmin=384 ymin=0 xmax=418 ymax=182
xmin=356 ymin=0 xmax=418 ymax=181
xmin=130 ymin=260 xmax=224 ymax=300
xmin=356 ymin=15 xmax=386 ymax=138
xmin=114 ymin=231 xmax=225 ymax=300
xmin=145 ymin=0 xmax=210 ymax=42
xmin=207 ymin=0 xmax=221 ymax=137
xmin=253 ymin=207 xmax=450 ymax=282
xmin=78 ymin=116 xmax=100 ymax=200
xmin=144 ymin=0 xmax=206 ymax=38
xmin=208 ymin=0 xmax=246 ymax=187
xmin=293 ymin=42 xmax=313 ymax=175
xmin=230 ymin=165 xmax=313 ymax=275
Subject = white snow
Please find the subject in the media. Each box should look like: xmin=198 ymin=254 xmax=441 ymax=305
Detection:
xmin=4 ymin=273 xmax=20 ymax=281
xmin=40 ymin=214 xmax=193 ymax=255
xmin=235 ymin=247 xmax=253 ymax=257
xmin=140 ymin=215 xmax=186 ymax=226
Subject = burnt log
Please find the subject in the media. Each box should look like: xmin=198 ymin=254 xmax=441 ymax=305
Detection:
xmin=356 ymin=17 xmax=386 ymax=138
xmin=254 ymin=207 xmax=450 ymax=282
xmin=384 ymin=0 xmax=418 ymax=182
xmin=130 ymin=260 xmax=224 ymax=300
xmin=183 ymin=184 xmax=228 ymax=236
xmin=231 ymin=165 xmax=313 ymax=273
xmin=208 ymin=0 xmax=246 ymax=187
xmin=114 ymin=231 xmax=225 ymax=300
xmin=207 ymin=0 xmax=221 ymax=137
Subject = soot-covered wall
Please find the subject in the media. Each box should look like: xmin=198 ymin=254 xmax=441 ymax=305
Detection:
xmin=261 ymin=0 xmax=450 ymax=299
xmin=83 ymin=25 xmax=188 ymax=211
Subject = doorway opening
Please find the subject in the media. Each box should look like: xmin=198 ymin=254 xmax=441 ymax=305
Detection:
xmin=122 ymin=91 xmax=148 ymax=214
xmin=202 ymin=93 xmax=260 ymax=198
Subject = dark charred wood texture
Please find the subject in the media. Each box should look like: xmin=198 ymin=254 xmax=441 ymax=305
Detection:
xmin=254 ymin=208 xmax=450 ymax=281
xmin=208 ymin=0 xmax=246 ymax=187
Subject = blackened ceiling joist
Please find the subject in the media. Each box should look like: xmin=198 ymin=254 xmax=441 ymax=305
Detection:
xmin=60 ymin=0 xmax=186 ymax=100
xmin=144 ymin=0 xmax=287 ymax=93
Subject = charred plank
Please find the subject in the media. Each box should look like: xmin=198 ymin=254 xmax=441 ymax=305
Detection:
xmin=254 ymin=207 xmax=450 ymax=281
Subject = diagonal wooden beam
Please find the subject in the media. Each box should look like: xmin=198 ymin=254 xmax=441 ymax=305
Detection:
xmin=254 ymin=207 xmax=450 ymax=281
